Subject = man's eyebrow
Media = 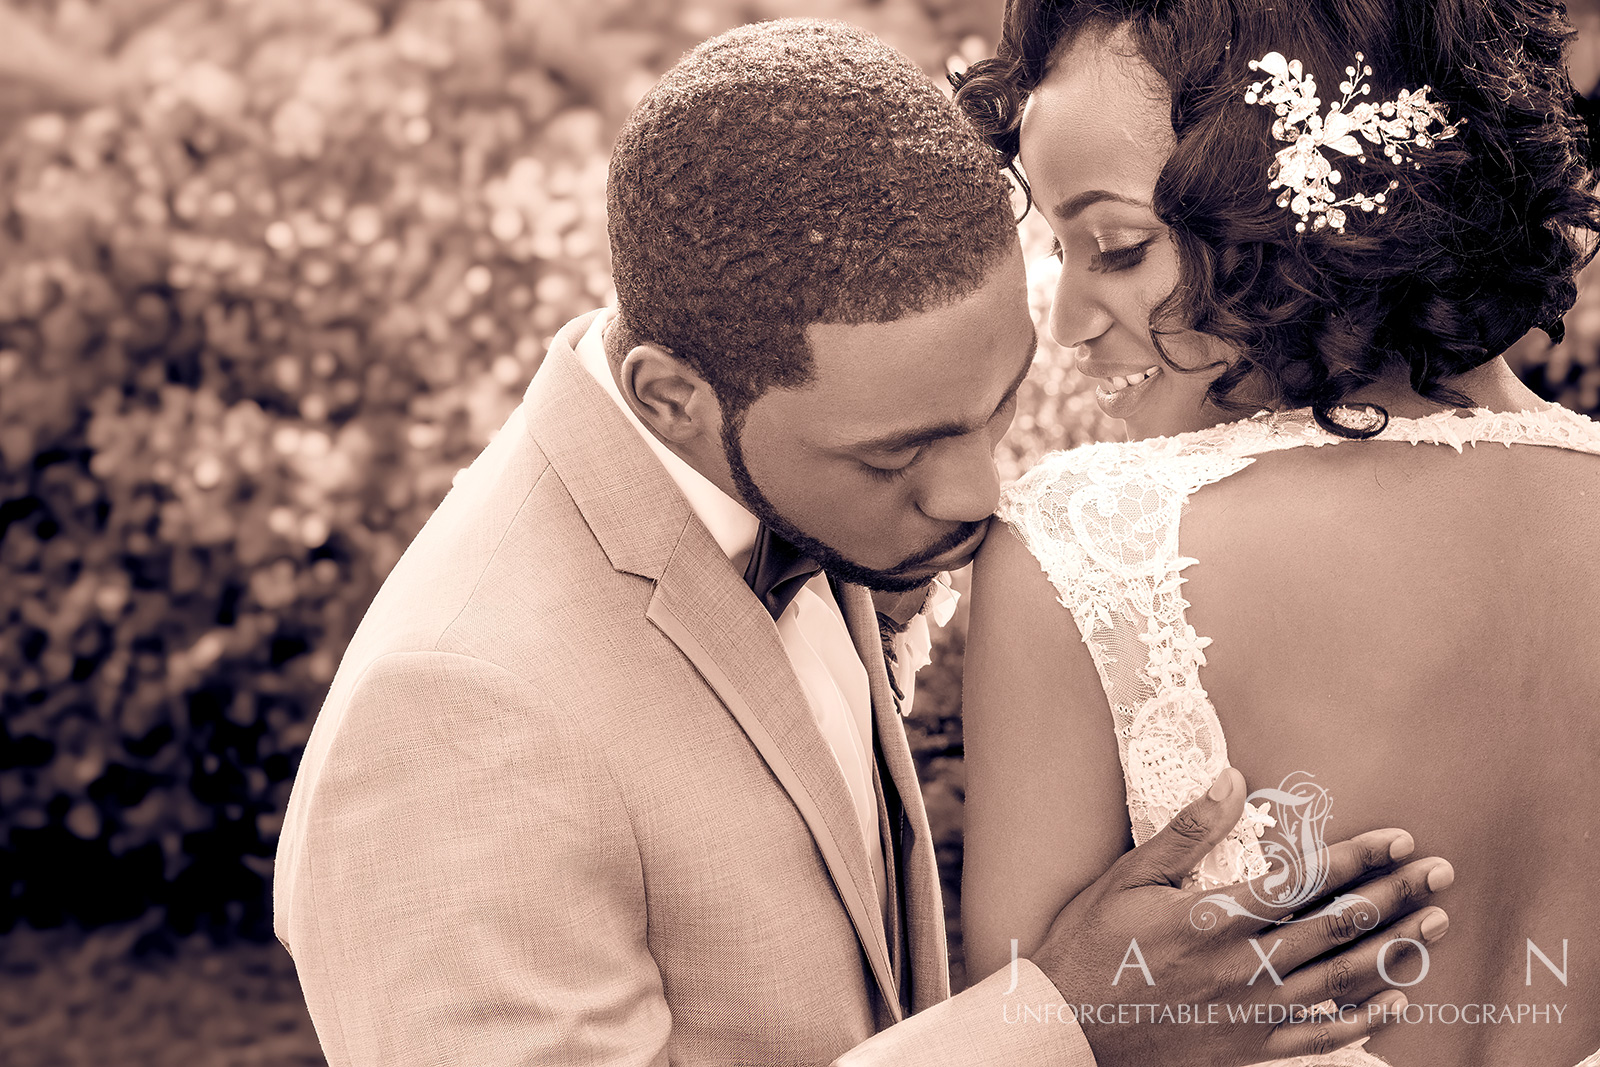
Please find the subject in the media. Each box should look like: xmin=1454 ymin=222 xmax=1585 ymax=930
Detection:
xmin=850 ymin=333 xmax=1038 ymax=455
xmin=1052 ymin=189 xmax=1151 ymax=221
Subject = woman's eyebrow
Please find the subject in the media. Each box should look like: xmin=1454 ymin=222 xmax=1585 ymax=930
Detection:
xmin=1053 ymin=189 xmax=1151 ymax=221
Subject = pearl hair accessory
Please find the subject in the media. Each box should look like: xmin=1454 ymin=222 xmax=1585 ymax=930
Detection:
xmin=1244 ymin=51 xmax=1461 ymax=233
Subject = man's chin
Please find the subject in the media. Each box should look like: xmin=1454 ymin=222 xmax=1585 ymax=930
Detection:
xmin=848 ymin=541 xmax=983 ymax=593
xmin=722 ymin=435 xmax=986 ymax=592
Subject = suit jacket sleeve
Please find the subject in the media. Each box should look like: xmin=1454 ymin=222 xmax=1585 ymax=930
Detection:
xmin=277 ymin=649 xmax=672 ymax=1067
xmin=833 ymin=962 xmax=1099 ymax=1067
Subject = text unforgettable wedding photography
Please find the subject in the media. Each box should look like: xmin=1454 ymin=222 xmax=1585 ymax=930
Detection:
xmin=1 ymin=0 xmax=1597 ymax=1064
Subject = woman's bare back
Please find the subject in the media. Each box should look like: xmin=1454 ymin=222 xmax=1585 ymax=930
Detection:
xmin=1181 ymin=434 xmax=1600 ymax=1066
xmin=991 ymin=404 xmax=1600 ymax=1067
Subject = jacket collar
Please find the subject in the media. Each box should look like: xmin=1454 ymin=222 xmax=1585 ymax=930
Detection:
xmin=570 ymin=309 xmax=760 ymax=567
xmin=525 ymin=311 xmax=694 ymax=583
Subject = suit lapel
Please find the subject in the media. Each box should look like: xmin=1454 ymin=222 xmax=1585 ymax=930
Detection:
xmin=836 ymin=583 xmax=952 ymax=1011
xmin=646 ymin=562 xmax=900 ymax=1021
xmin=526 ymin=319 xmax=900 ymax=1019
xmin=524 ymin=312 xmax=685 ymax=581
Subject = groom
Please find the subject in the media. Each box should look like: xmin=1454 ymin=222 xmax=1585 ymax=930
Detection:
xmin=275 ymin=19 xmax=1450 ymax=1066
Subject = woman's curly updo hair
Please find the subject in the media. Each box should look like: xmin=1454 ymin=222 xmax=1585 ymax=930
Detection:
xmin=955 ymin=0 xmax=1600 ymax=436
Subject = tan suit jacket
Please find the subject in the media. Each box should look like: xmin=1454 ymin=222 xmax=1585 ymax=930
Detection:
xmin=274 ymin=311 xmax=1096 ymax=1065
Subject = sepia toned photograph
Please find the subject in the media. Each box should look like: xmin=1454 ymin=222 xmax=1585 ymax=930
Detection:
xmin=1 ymin=0 xmax=1596 ymax=1064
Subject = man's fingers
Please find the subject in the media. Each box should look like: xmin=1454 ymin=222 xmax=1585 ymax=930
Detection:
xmin=1112 ymin=768 xmax=1247 ymax=889
xmin=1259 ymin=990 xmax=1409 ymax=1061
xmin=1270 ymin=858 xmax=1452 ymax=972
xmin=1274 ymin=905 xmax=1449 ymax=1009
xmin=1312 ymin=827 xmax=1417 ymax=898
xmin=1238 ymin=827 xmax=1416 ymax=927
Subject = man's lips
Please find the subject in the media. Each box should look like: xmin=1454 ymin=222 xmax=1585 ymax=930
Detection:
xmin=896 ymin=520 xmax=990 ymax=573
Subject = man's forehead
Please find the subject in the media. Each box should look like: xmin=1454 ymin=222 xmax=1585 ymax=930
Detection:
xmin=798 ymin=328 xmax=1038 ymax=452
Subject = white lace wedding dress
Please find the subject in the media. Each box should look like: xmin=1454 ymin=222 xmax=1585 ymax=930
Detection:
xmin=998 ymin=404 xmax=1600 ymax=1067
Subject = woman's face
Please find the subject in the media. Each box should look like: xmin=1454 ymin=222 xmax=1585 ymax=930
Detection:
xmin=1018 ymin=26 xmax=1237 ymax=441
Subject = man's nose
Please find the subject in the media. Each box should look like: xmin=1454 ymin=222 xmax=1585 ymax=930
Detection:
xmin=916 ymin=433 xmax=1002 ymax=524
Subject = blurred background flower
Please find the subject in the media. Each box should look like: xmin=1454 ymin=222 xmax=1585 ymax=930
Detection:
xmin=0 ymin=0 xmax=1596 ymax=1061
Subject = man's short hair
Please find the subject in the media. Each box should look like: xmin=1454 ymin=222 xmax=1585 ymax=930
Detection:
xmin=606 ymin=18 xmax=1018 ymax=419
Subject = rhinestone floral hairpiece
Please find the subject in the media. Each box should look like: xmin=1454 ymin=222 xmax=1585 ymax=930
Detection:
xmin=1244 ymin=51 xmax=1461 ymax=233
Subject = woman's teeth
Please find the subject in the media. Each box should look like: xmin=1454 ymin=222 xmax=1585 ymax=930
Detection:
xmin=1105 ymin=366 xmax=1161 ymax=393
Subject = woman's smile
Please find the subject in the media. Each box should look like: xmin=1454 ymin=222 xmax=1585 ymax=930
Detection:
xmin=1091 ymin=364 xmax=1164 ymax=419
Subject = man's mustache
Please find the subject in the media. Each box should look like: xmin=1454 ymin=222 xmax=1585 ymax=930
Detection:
xmin=889 ymin=518 xmax=989 ymax=573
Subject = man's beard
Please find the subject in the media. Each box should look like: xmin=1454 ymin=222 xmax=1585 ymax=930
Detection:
xmin=720 ymin=419 xmax=985 ymax=593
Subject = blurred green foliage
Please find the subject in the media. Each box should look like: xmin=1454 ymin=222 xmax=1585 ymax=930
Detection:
xmin=0 ymin=0 xmax=1594 ymax=953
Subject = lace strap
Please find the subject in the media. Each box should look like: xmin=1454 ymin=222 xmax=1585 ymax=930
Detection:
xmin=1000 ymin=439 xmax=1257 ymax=616
xmin=1375 ymin=404 xmax=1600 ymax=453
xmin=1228 ymin=403 xmax=1600 ymax=456
xmin=998 ymin=435 xmax=1274 ymax=888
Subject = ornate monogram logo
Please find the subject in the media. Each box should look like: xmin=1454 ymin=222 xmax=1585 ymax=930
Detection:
xmin=1190 ymin=772 xmax=1381 ymax=931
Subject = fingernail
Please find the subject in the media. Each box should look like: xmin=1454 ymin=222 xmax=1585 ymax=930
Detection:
xmin=1209 ymin=768 xmax=1238 ymax=801
xmin=1388 ymin=832 xmax=1415 ymax=861
xmin=1427 ymin=861 xmax=1455 ymax=892
xmin=1377 ymin=991 xmax=1408 ymax=1018
xmin=1420 ymin=909 xmax=1449 ymax=942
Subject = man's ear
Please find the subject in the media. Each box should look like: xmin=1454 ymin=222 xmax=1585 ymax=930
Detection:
xmin=618 ymin=344 xmax=725 ymax=446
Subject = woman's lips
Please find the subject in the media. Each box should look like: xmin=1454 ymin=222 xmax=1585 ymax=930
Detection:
xmin=1093 ymin=365 xmax=1163 ymax=419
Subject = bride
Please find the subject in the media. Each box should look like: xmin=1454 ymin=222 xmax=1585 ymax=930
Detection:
xmin=955 ymin=1 xmax=1600 ymax=1065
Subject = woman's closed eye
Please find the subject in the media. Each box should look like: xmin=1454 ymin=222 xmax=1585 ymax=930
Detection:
xmin=1048 ymin=234 xmax=1154 ymax=274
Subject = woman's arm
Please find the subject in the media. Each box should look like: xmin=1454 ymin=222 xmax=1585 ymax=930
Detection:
xmin=960 ymin=521 xmax=1134 ymax=981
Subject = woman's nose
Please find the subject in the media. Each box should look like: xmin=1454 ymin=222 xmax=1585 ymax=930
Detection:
xmin=1049 ymin=265 xmax=1111 ymax=350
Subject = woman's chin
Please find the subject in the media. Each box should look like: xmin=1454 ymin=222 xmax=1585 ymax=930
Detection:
xmin=1097 ymin=379 xmax=1194 ymax=441
xmin=1118 ymin=413 xmax=1168 ymax=442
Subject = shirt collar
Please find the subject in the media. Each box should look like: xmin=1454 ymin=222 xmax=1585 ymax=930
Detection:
xmin=575 ymin=310 xmax=760 ymax=567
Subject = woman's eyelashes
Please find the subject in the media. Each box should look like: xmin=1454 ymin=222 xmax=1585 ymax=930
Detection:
xmin=1091 ymin=237 xmax=1153 ymax=273
xmin=1048 ymin=234 xmax=1154 ymax=273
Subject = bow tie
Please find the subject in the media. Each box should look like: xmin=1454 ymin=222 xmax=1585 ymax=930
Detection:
xmin=742 ymin=523 xmax=822 ymax=621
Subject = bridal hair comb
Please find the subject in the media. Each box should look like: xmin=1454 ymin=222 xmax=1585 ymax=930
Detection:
xmin=1244 ymin=51 xmax=1461 ymax=233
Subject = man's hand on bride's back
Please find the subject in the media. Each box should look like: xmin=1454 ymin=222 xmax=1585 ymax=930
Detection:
xmin=1030 ymin=767 xmax=1453 ymax=1067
